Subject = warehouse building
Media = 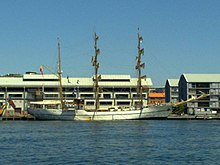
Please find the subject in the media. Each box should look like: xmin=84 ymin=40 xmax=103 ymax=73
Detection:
xmin=165 ymin=79 xmax=179 ymax=104
xmin=0 ymin=73 xmax=152 ymax=114
xmin=179 ymin=74 xmax=220 ymax=115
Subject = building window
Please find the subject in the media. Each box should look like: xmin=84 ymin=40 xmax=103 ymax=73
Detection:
xmin=134 ymin=101 xmax=142 ymax=106
xmin=7 ymin=88 xmax=24 ymax=92
xmin=80 ymin=94 xmax=94 ymax=98
xmin=191 ymin=83 xmax=196 ymax=88
xmin=44 ymin=94 xmax=58 ymax=98
xmin=114 ymin=88 xmax=130 ymax=92
xmin=196 ymin=83 xmax=210 ymax=88
xmin=64 ymin=94 xmax=74 ymax=98
xmin=103 ymin=94 xmax=111 ymax=99
xmin=86 ymin=101 xmax=94 ymax=106
xmin=211 ymin=83 xmax=219 ymax=88
xmin=210 ymin=96 xmax=218 ymax=101
xmin=196 ymin=89 xmax=209 ymax=95
xmin=117 ymin=101 xmax=130 ymax=106
xmin=100 ymin=101 xmax=112 ymax=106
xmin=79 ymin=88 xmax=93 ymax=92
xmin=133 ymin=94 xmax=146 ymax=98
xmin=44 ymin=88 xmax=58 ymax=92
xmin=115 ymin=94 xmax=129 ymax=99
xmin=9 ymin=94 xmax=22 ymax=98
xmin=133 ymin=94 xmax=138 ymax=99
xmin=103 ymin=88 xmax=113 ymax=92
xmin=198 ymin=102 xmax=209 ymax=107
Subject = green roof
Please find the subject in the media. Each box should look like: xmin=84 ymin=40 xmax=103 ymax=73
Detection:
xmin=183 ymin=74 xmax=220 ymax=83
xmin=167 ymin=79 xmax=179 ymax=86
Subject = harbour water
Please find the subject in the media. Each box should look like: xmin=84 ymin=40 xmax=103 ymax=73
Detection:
xmin=1 ymin=120 xmax=220 ymax=165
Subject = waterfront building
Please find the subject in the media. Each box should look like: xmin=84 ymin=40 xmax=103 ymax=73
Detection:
xmin=165 ymin=79 xmax=179 ymax=104
xmin=148 ymin=92 xmax=165 ymax=105
xmin=148 ymin=87 xmax=165 ymax=105
xmin=0 ymin=73 xmax=152 ymax=114
xmin=179 ymin=74 xmax=220 ymax=115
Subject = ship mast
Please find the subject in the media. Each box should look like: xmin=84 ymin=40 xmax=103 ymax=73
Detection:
xmin=136 ymin=29 xmax=146 ymax=108
xmin=57 ymin=40 xmax=64 ymax=110
xmin=91 ymin=33 xmax=100 ymax=110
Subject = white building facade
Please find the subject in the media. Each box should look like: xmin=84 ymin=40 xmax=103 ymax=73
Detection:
xmin=0 ymin=73 xmax=152 ymax=113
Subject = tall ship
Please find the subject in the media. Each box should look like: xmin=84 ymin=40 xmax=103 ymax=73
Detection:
xmin=73 ymin=32 xmax=171 ymax=120
xmin=27 ymin=32 xmax=172 ymax=120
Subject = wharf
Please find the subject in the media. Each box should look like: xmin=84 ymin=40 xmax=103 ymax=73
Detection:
xmin=167 ymin=114 xmax=220 ymax=120
xmin=2 ymin=114 xmax=35 ymax=121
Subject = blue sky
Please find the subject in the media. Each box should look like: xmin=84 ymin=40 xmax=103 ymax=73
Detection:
xmin=1 ymin=0 xmax=220 ymax=86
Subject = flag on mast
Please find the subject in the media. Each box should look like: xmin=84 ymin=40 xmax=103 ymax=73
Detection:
xmin=40 ymin=65 xmax=43 ymax=74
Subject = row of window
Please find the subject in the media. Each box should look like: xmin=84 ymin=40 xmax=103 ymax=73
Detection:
xmin=0 ymin=87 xmax=143 ymax=93
xmin=43 ymin=93 xmax=147 ymax=99
xmin=0 ymin=94 xmax=23 ymax=98
xmin=188 ymin=102 xmax=210 ymax=108
xmin=189 ymin=83 xmax=220 ymax=89
xmin=0 ymin=93 xmax=147 ymax=99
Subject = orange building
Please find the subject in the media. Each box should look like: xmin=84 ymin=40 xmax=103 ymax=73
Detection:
xmin=148 ymin=92 xmax=165 ymax=105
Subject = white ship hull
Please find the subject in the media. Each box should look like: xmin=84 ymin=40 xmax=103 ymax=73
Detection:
xmin=27 ymin=104 xmax=172 ymax=121
xmin=27 ymin=108 xmax=75 ymax=120
xmin=75 ymin=105 xmax=171 ymax=120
